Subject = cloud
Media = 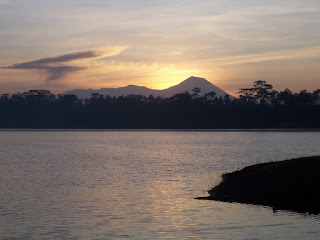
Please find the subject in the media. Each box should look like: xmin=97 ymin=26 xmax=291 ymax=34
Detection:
xmin=0 ymin=0 xmax=10 ymax=5
xmin=45 ymin=66 xmax=86 ymax=81
xmin=197 ymin=46 xmax=320 ymax=67
xmin=3 ymin=47 xmax=127 ymax=81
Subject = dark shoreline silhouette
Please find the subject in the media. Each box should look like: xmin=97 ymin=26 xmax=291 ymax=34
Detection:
xmin=0 ymin=103 xmax=319 ymax=129
xmin=197 ymin=156 xmax=320 ymax=215
xmin=1 ymin=80 xmax=320 ymax=129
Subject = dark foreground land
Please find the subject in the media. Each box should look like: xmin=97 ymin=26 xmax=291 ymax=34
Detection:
xmin=197 ymin=156 xmax=320 ymax=214
xmin=1 ymin=104 xmax=320 ymax=129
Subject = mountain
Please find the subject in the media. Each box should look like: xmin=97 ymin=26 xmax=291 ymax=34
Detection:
xmin=159 ymin=76 xmax=231 ymax=98
xmin=63 ymin=76 xmax=233 ymax=99
xmin=65 ymin=85 xmax=158 ymax=99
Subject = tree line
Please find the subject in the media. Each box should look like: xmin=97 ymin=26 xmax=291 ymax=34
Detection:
xmin=239 ymin=80 xmax=320 ymax=105
xmin=1 ymin=81 xmax=319 ymax=105
xmin=1 ymin=81 xmax=319 ymax=129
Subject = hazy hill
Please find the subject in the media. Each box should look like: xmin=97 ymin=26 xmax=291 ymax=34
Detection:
xmin=63 ymin=76 xmax=232 ymax=99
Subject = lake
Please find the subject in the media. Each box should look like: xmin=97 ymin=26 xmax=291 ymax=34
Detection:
xmin=1 ymin=130 xmax=320 ymax=239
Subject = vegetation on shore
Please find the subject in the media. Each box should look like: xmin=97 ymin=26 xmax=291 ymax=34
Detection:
xmin=1 ymin=81 xmax=320 ymax=129
xmin=1 ymin=80 xmax=320 ymax=105
xmin=199 ymin=156 xmax=320 ymax=214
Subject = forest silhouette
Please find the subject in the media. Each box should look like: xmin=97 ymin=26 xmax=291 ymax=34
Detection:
xmin=1 ymin=81 xmax=320 ymax=129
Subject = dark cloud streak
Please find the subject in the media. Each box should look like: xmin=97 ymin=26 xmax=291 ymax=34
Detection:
xmin=4 ymin=50 xmax=101 ymax=80
xmin=46 ymin=66 xmax=86 ymax=81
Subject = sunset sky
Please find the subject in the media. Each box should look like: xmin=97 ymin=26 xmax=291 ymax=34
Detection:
xmin=1 ymin=0 xmax=319 ymax=96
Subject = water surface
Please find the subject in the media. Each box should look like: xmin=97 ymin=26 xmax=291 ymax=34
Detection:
xmin=1 ymin=131 xmax=320 ymax=239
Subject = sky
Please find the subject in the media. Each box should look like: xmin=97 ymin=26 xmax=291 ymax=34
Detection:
xmin=0 ymin=0 xmax=320 ymax=96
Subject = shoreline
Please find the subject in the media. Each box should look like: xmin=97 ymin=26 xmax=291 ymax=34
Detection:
xmin=1 ymin=128 xmax=320 ymax=132
xmin=197 ymin=156 xmax=320 ymax=215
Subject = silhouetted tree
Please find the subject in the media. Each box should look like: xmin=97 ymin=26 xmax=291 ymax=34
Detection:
xmin=312 ymin=89 xmax=320 ymax=105
xmin=89 ymin=93 xmax=100 ymax=104
xmin=59 ymin=94 xmax=79 ymax=105
xmin=253 ymin=80 xmax=274 ymax=103
xmin=23 ymin=90 xmax=55 ymax=104
xmin=192 ymin=87 xmax=201 ymax=97
xmin=239 ymin=80 xmax=274 ymax=104
xmin=104 ymin=95 xmax=113 ymax=104
xmin=223 ymin=94 xmax=231 ymax=104
xmin=204 ymin=91 xmax=216 ymax=104
xmin=295 ymin=90 xmax=313 ymax=105
xmin=171 ymin=91 xmax=192 ymax=103
xmin=276 ymin=88 xmax=294 ymax=105
xmin=239 ymin=88 xmax=255 ymax=103
xmin=1 ymin=86 xmax=320 ymax=129
xmin=217 ymin=96 xmax=224 ymax=104
xmin=116 ymin=95 xmax=125 ymax=104
xmin=0 ymin=93 xmax=10 ymax=104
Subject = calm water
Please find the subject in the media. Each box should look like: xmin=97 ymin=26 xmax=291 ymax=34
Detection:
xmin=1 ymin=131 xmax=320 ymax=239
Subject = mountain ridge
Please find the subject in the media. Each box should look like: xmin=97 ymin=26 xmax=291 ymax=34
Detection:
xmin=63 ymin=76 xmax=233 ymax=99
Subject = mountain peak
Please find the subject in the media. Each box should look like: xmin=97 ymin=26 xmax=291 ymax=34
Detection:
xmin=179 ymin=76 xmax=216 ymax=86
xmin=159 ymin=76 xmax=233 ymax=98
xmin=185 ymin=76 xmax=206 ymax=81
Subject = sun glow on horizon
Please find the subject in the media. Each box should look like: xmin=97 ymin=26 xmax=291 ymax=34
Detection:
xmin=78 ymin=60 xmax=206 ymax=91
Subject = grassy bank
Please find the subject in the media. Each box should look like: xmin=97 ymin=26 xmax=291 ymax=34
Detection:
xmin=199 ymin=156 xmax=320 ymax=214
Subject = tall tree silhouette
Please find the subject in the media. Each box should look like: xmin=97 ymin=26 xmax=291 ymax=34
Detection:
xmin=239 ymin=80 xmax=274 ymax=104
